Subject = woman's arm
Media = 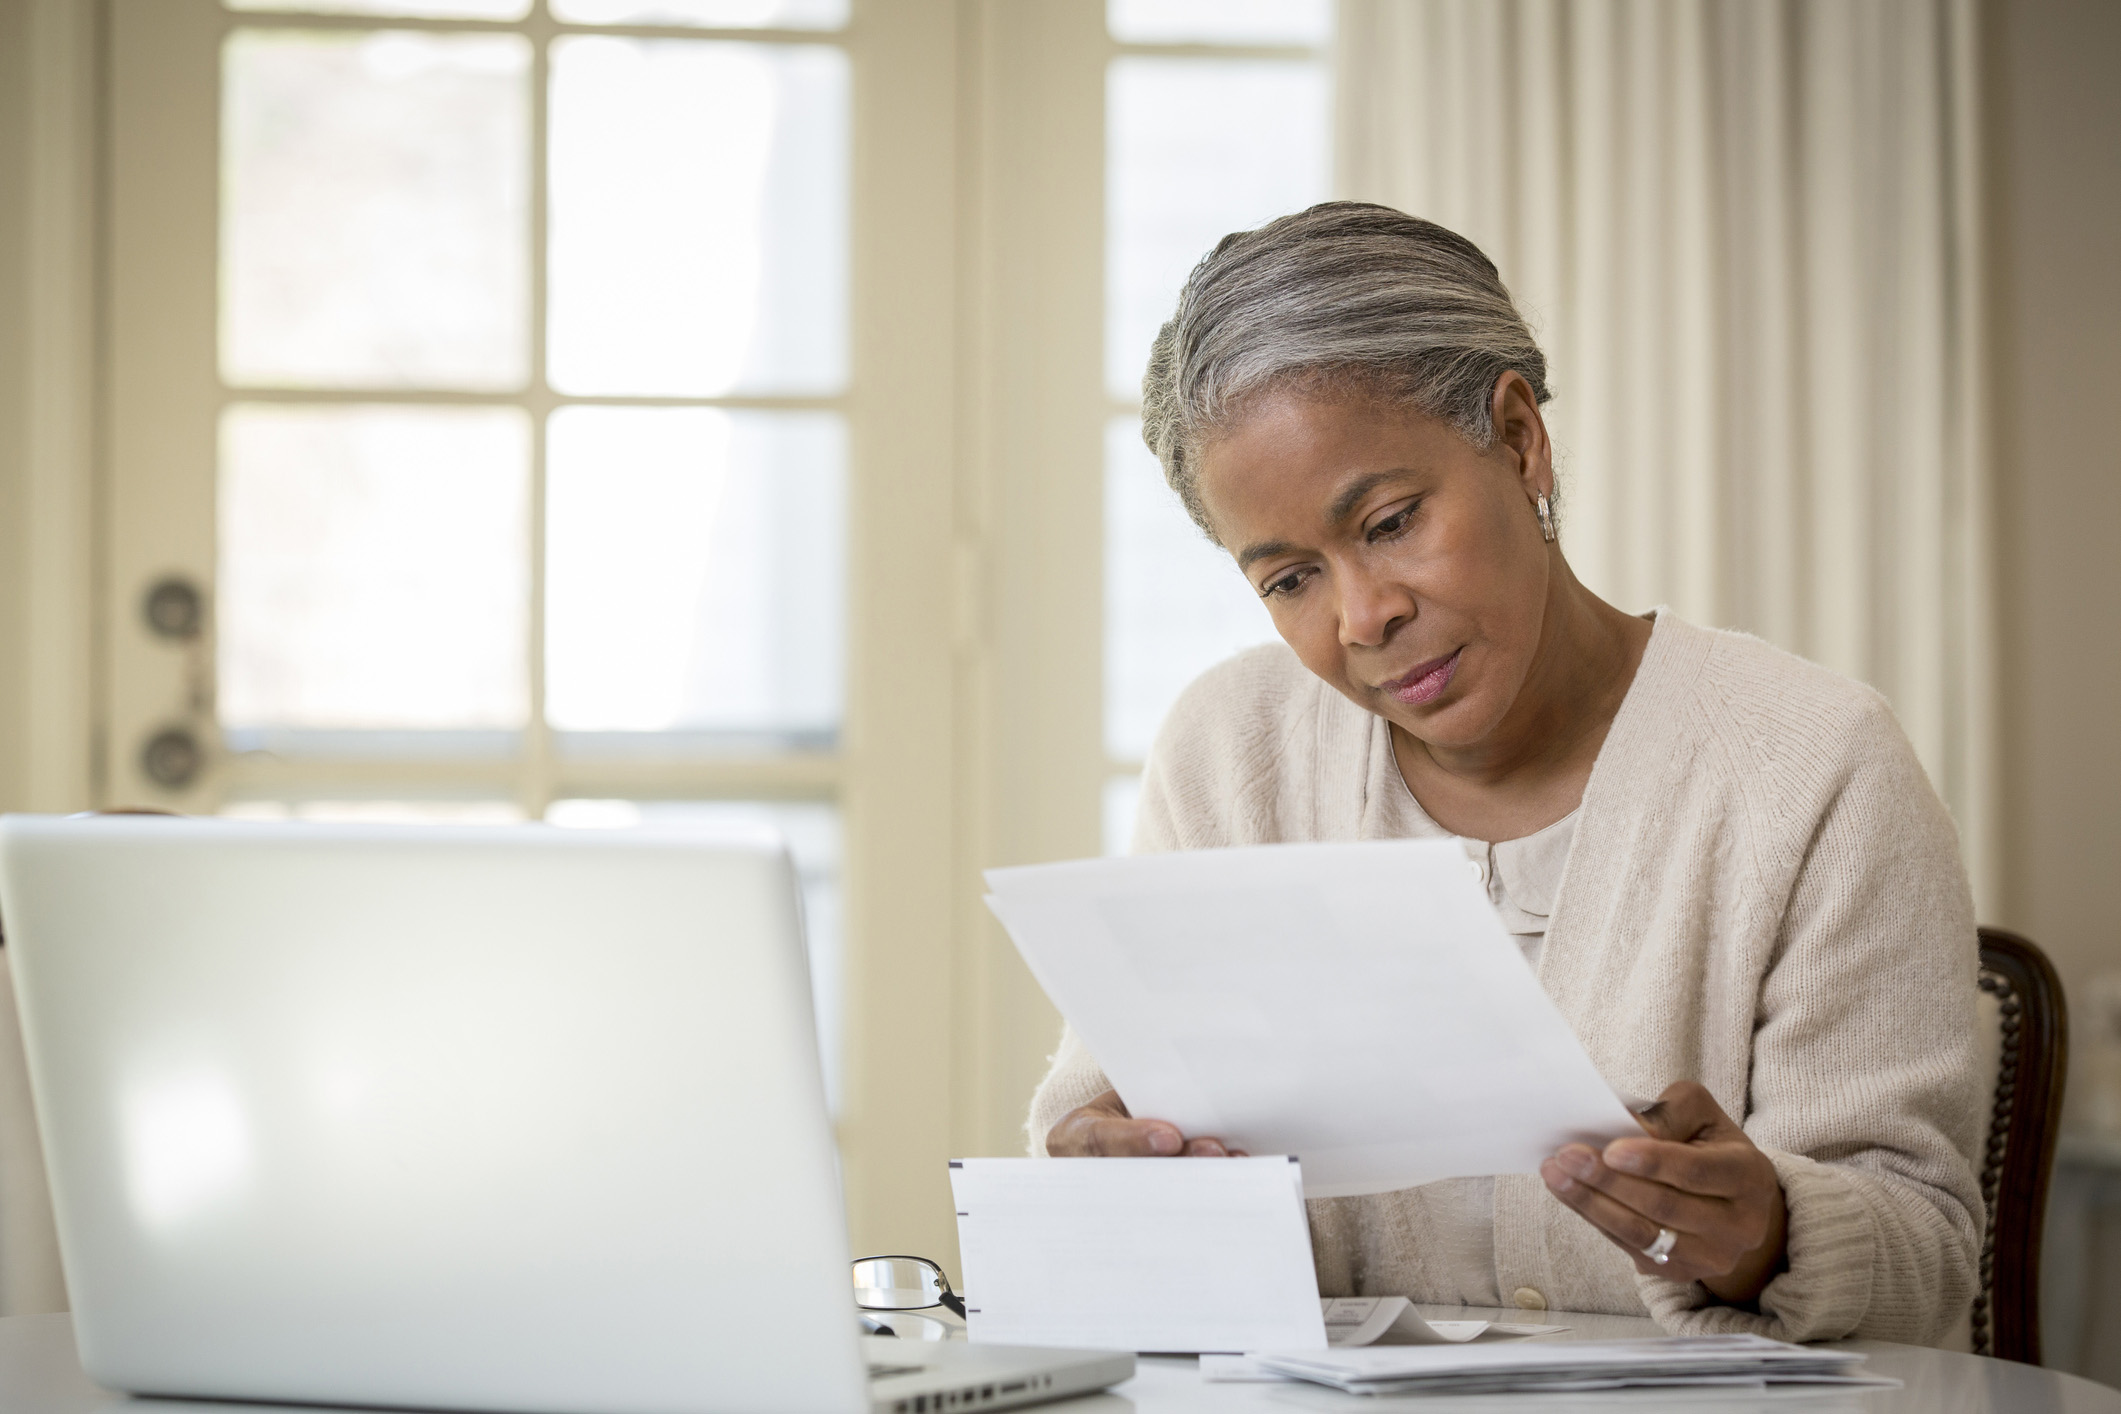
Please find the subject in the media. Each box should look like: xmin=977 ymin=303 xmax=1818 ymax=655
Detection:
xmin=1640 ymin=696 xmax=1984 ymax=1343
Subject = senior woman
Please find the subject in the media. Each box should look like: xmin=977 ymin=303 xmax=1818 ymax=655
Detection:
xmin=1028 ymin=202 xmax=1983 ymax=1345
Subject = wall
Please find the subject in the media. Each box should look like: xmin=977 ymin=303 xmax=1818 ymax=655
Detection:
xmin=0 ymin=0 xmax=30 ymax=814
xmin=1 ymin=0 xmax=98 ymax=820
xmin=1988 ymin=0 xmax=2121 ymax=1090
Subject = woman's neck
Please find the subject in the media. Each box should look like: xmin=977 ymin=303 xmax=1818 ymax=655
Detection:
xmin=1391 ymin=569 xmax=1651 ymax=842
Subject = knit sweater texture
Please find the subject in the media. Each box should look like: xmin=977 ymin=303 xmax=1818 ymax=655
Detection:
xmin=1026 ymin=612 xmax=1984 ymax=1344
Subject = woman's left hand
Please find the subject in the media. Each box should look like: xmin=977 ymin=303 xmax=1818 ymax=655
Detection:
xmin=1539 ymin=1081 xmax=1789 ymax=1305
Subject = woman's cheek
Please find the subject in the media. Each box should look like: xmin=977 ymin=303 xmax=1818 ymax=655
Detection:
xmin=1278 ymin=603 xmax=1349 ymax=688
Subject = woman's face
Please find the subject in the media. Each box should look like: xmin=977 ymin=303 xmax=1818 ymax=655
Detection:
xmin=1192 ymin=379 xmax=1557 ymax=753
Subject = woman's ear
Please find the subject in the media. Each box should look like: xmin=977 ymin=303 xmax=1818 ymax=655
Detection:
xmin=1489 ymin=371 xmax=1554 ymax=501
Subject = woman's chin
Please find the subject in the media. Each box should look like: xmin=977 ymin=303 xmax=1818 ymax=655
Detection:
xmin=1383 ymin=693 xmax=1493 ymax=751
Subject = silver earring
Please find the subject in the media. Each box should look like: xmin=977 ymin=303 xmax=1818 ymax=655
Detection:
xmin=1536 ymin=493 xmax=1557 ymax=543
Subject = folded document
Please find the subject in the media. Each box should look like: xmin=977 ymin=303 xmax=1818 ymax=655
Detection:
xmin=985 ymin=839 xmax=1642 ymax=1196
xmin=950 ymin=1156 xmax=1327 ymax=1353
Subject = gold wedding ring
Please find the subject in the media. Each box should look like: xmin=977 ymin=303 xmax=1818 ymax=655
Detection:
xmin=1641 ymin=1227 xmax=1677 ymax=1265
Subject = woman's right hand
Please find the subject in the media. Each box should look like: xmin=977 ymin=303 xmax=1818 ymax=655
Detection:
xmin=1044 ymin=1088 xmax=1243 ymax=1157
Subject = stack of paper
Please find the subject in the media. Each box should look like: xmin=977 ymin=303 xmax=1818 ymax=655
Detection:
xmin=1251 ymin=1335 xmax=1894 ymax=1395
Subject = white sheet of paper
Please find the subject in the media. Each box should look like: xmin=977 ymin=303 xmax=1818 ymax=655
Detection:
xmin=984 ymin=839 xmax=1641 ymax=1196
xmin=949 ymin=1156 xmax=1328 ymax=1354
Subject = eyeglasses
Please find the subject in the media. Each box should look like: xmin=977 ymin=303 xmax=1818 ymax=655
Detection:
xmin=851 ymin=1254 xmax=966 ymax=1319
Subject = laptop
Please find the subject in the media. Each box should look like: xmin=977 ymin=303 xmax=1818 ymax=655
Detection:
xmin=0 ymin=813 xmax=1132 ymax=1414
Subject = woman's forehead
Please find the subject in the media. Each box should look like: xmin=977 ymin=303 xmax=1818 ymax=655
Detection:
xmin=1198 ymin=394 xmax=1466 ymax=526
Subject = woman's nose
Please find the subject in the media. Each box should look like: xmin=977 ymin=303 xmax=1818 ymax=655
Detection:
xmin=1337 ymin=568 xmax=1414 ymax=648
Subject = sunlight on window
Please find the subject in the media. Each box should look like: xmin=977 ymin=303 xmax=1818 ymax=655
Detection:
xmin=218 ymin=404 xmax=530 ymax=731
xmin=1103 ymin=773 xmax=1144 ymax=857
xmin=1102 ymin=53 xmax=1325 ymax=762
xmin=222 ymin=28 xmax=530 ymax=390
xmin=552 ymin=0 xmax=848 ymax=27
xmin=1105 ymin=57 xmax=1330 ymax=401
xmin=1107 ymin=0 xmax=1332 ymax=46
xmin=546 ymin=37 xmax=847 ymax=397
xmin=1103 ymin=419 xmax=1278 ymax=761
xmin=544 ymin=407 xmax=845 ymax=738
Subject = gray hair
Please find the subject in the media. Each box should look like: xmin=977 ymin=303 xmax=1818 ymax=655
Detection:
xmin=1141 ymin=201 xmax=1552 ymax=539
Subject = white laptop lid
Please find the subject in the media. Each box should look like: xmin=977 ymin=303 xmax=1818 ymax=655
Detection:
xmin=0 ymin=814 xmax=870 ymax=1414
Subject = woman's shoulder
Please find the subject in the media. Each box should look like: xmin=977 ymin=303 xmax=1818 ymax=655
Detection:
xmin=1676 ymin=619 xmax=1909 ymax=756
xmin=1636 ymin=615 xmax=1941 ymax=826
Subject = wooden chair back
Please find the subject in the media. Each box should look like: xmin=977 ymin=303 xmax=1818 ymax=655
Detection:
xmin=1972 ymin=927 xmax=2069 ymax=1364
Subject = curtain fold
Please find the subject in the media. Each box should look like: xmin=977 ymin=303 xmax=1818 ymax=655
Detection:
xmin=1336 ymin=0 xmax=1995 ymax=908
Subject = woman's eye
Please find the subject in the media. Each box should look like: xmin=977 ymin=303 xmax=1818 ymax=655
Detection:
xmin=1260 ymin=568 xmax=1308 ymax=600
xmin=1369 ymin=502 xmax=1419 ymax=540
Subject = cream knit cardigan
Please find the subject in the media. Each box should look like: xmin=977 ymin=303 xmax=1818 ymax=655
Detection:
xmin=1027 ymin=613 xmax=1984 ymax=1345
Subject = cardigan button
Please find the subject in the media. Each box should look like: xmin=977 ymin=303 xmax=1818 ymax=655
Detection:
xmin=1512 ymin=1287 xmax=1547 ymax=1311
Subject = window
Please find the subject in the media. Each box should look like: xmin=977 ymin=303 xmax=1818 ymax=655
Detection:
xmin=1099 ymin=0 xmax=1332 ymax=851
xmin=209 ymin=7 xmax=849 ymax=759
xmin=199 ymin=0 xmax=853 ymax=1094
xmin=104 ymin=0 xmax=954 ymax=1181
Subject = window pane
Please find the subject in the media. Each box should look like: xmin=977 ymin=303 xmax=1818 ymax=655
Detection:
xmin=547 ymin=38 xmax=848 ymax=397
xmin=1107 ymin=0 xmax=1332 ymax=45
xmin=1104 ymin=773 xmax=1142 ymax=857
xmin=1105 ymin=57 xmax=1329 ymax=400
xmin=226 ymin=1 xmax=530 ymax=18
xmin=1104 ymin=417 xmax=1276 ymax=761
xmin=545 ymin=408 xmax=845 ymax=737
xmin=547 ymin=799 xmax=843 ymax=1109
xmin=222 ymin=30 xmax=530 ymax=389
xmin=218 ymin=404 xmax=531 ymax=730
xmin=551 ymin=0 xmax=848 ymax=28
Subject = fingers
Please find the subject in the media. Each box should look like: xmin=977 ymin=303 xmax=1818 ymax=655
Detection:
xmin=1044 ymin=1090 xmax=1238 ymax=1158
xmin=1545 ymin=1145 xmax=1727 ymax=1232
xmin=1599 ymin=1135 xmax=1755 ymax=1198
xmin=1541 ymin=1157 xmax=1670 ymax=1255
xmin=1541 ymin=1155 xmax=1736 ymax=1284
xmin=1549 ymin=1083 xmax=1789 ymax=1298
xmin=1045 ymin=1092 xmax=1177 ymax=1156
xmin=1542 ymin=1137 xmax=1780 ymax=1286
xmin=1099 ymin=1117 xmax=1186 ymax=1154
xmin=1631 ymin=1081 xmax=1735 ymax=1145
xmin=1086 ymin=1122 xmax=1238 ymax=1157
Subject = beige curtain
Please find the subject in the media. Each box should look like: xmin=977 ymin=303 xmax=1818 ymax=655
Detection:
xmin=1336 ymin=0 xmax=1995 ymax=908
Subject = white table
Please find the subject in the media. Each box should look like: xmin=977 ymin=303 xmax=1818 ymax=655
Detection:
xmin=3 ymin=1307 xmax=2117 ymax=1414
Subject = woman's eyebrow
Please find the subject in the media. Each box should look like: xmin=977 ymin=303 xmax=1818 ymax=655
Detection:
xmin=1236 ymin=538 xmax=1297 ymax=570
xmin=1325 ymin=470 xmax=1405 ymax=524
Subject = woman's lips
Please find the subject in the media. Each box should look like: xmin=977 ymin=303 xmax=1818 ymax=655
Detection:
xmin=1384 ymin=648 xmax=1462 ymax=706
